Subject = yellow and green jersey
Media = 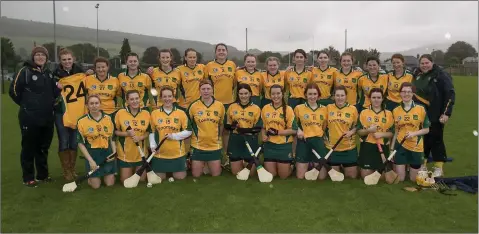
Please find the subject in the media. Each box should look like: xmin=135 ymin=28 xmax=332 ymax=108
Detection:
xmin=235 ymin=68 xmax=262 ymax=97
xmin=334 ymin=68 xmax=363 ymax=105
xmin=285 ymin=68 xmax=313 ymax=99
xmin=358 ymin=107 xmax=394 ymax=145
xmin=261 ymin=71 xmax=286 ymax=100
xmin=188 ymin=98 xmax=225 ymax=151
xmin=226 ymin=102 xmax=262 ymax=134
xmin=325 ymin=103 xmax=358 ymax=151
xmin=294 ymin=103 xmax=328 ymax=138
xmin=311 ymin=66 xmax=338 ymax=99
xmin=358 ymin=74 xmax=389 ymax=108
xmin=150 ymin=67 xmax=181 ymax=106
xmin=117 ymin=71 xmax=152 ymax=108
xmin=205 ymin=60 xmax=237 ymax=104
xmin=150 ymin=106 xmax=191 ymax=159
xmin=58 ymin=73 xmax=87 ymax=129
xmin=261 ymin=103 xmax=298 ymax=144
xmin=84 ymin=74 xmax=121 ymax=114
xmin=176 ymin=64 xmax=206 ymax=109
xmin=113 ymin=107 xmax=151 ymax=163
xmin=387 ymin=70 xmax=414 ymax=103
xmin=392 ymin=102 xmax=430 ymax=152
xmin=76 ymin=112 xmax=114 ymax=149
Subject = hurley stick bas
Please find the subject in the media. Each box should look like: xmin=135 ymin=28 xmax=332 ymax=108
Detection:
xmin=123 ymin=137 xmax=167 ymax=188
xmin=62 ymin=151 xmax=117 ymax=192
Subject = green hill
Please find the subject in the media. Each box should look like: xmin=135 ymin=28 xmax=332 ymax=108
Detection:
xmin=0 ymin=17 xmax=248 ymax=61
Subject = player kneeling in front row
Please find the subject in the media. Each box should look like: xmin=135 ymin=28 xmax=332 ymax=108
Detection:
xmin=392 ymin=82 xmax=430 ymax=182
xmin=150 ymin=86 xmax=191 ymax=180
xmin=188 ymin=80 xmax=225 ymax=178
xmin=324 ymin=86 xmax=359 ymax=179
xmin=225 ymin=83 xmax=263 ymax=176
xmin=77 ymin=95 xmax=117 ymax=189
xmin=357 ymin=88 xmax=394 ymax=179
xmin=114 ymin=90 xmax=151 ymax=183
xmin=294 ymin=83 xmax=329 ymax=180
xmin=261 ymin=84 xmax=298 ymax=179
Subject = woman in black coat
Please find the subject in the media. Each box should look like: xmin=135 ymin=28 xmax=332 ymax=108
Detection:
xmin=412 ymin=54 xmax=455 ymax=178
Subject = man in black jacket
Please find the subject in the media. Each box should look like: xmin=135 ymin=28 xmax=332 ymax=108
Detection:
xmin=9 ymin=46 xmax=59 ymax=187
xmin=413 ymin=54 xmax=455 ymax=178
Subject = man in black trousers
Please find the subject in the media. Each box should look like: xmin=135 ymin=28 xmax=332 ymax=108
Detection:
xmin=9 ymin=46 xmax=60 ymax=187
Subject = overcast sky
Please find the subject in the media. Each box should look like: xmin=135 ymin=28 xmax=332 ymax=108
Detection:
xmin=1 ymin=1 xmax=477 ymax=52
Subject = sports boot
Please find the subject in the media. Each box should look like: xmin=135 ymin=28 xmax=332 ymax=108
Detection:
xmin=59 ymin=151 xmax=73 ymax=181
xmin=69 ymin=150 xmax=78 ymax=178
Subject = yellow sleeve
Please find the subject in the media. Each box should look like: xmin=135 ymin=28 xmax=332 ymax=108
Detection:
xmin=150 ymin=112 xmax=156 ymax=133
xmin=352 ymin=107 xmax=359 ymax=129
xmin=108 ymin=118 xmax=114 ymax=139
xmin=146 ymin=74 xmax=152 ymax=89
xmin=188 ymin=103 xmax=195 ymax=121
xmin=254 ymin=106 xmax=262 ymax=127
xmin=293 ymin=106 xmax=302 ymax=130
xmin=226 ymin=105 xmax=233 ymax=125
xmin=181 ymin=111 xmax=191 ymax=131
xmin=219 ymin=103 xmax=225 ymax=124
xmin=76 ymin=121 xmax=86 ymax=144
xmin=332 ymin=69 xmax=339 ymax=85
xmin=114 ymin=111 xmax=121 ymax=131
xmin=115 ymin=79 xmax=122 ymax=98
xmin=286 ymin=107 xmax=296 ymax=129
xmin=203 ymin=64 xmax=209 ymax=79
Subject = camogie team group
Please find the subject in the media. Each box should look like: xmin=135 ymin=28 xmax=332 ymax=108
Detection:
xmin=9 ymin=43 xmax=455 ymax=190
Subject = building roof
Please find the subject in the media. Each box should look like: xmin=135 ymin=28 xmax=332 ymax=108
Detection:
xmin=463 ymin=57 xmax=478 ymax=63
xmin=404 ymin=56 xmax=418 ymax=65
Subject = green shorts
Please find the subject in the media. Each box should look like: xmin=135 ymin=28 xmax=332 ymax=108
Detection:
xmin=358 ymin=142 xmax=389 ymax=170
xmin=328 ymin=148 xmax=358 ymax=164
xmin=393 ymin=141 xmax=423 ymax=166
xmin=385 ymin=99 xmax=400 ymax=112
xmin=117 ymin=159 xmax=143 ymax=168
xmin=191 ymin=148 xmax=222 ymax=162
xmin=263 ymin=142 xmax=293 ymax=163
xmin=261 ymin=98 xmax=272 ymax=108
xmin=318 ymin=98 xmax=334 ymax=106
xmin=227 ymin=133 xmax=258 ymax=162
xmin=288 ymin=98 xmax=305 ymax=109
xmin=84 ymin=148 xmax=117 ymax=178
xmin=150 ymin=156 xmax=187 ymax=173
xmin=296 ymin=137 xmax=328 ymax=163
xmin=251 ymin=96 xmax=261 ymax=107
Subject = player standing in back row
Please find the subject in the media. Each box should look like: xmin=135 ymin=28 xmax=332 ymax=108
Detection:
xmin=334 ymin=52 xmax=363 ymax=110
xmin=205 ymin=43 xmax=237 ymax=164
xmin=117 ymin=53 xmax=152 ymax=108
xmin=235 ymin=54 xmax=262 ymax=107
xmin=311 ymin=51 xmax=339 ymax=106
xmin=53 ymin=48 xmax=92 ymax=182
xmin=385 ymin=54 xmax=414 ymax=111
xmin=149 ymin=49 xmax=182 ymax=108
xmin=84 ymin=58 xmax=121 ymax=116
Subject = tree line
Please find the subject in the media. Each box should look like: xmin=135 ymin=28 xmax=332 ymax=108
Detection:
xmin=2 ymin=37 xmax=478 ymax=73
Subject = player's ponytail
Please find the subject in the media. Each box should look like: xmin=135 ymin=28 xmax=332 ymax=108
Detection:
xmin=282 ymin=96 xmax=287 ymax=129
